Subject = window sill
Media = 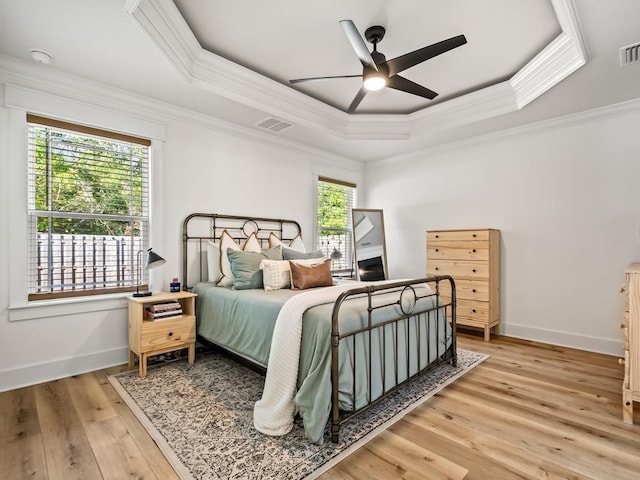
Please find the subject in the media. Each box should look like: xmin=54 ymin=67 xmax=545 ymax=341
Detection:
xmin=9 ymin=292 xmax=130 ymax=322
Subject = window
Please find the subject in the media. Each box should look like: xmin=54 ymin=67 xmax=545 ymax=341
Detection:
xmin=27 ymin=114 xmax=150 ymax=300
xmin=316 ymin=177 xmax=356 ymax=276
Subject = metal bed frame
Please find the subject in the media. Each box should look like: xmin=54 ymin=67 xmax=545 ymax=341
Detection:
xmin=182 ymin=212 xmax=457 ymax=443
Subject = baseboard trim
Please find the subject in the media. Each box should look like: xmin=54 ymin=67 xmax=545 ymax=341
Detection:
xmin=0 ymin=346 xmax=129 ymax=393
xmin=502 ymin=323 xmax=622 ymax=356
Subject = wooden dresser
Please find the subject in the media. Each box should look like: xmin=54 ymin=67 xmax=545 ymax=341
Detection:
xmin=622 ymin=263 xmax=640 ymax=423
xmin=426 ymin=228 xmax=500 ymax=341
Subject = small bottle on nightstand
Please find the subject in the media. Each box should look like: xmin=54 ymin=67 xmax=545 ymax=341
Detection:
xmin=170 ymin=277 xmax=180 ymax=292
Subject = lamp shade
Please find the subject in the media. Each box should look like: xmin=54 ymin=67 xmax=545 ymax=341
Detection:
xmin=145 ymin=248 xmax=166 ymax=269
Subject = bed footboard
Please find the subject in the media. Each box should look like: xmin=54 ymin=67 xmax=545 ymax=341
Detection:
xmin=329 ymin=276 xmax=456 ymax=443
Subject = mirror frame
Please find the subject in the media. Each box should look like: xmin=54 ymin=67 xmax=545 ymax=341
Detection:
xmin=352 ymin=208 xmax=388 ymax=281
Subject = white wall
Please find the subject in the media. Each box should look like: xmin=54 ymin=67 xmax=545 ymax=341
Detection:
xmin=2 ymin=64 xmax=635 ymax=393
xmin=365 ymin=106 xmax=640 ymax=355
xmin=0 ymin=71 xmax=363 ymax=392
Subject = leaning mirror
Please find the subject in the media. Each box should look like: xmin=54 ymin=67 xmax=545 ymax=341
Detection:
xmin=352 ymin=209 xmax=388 ymax=281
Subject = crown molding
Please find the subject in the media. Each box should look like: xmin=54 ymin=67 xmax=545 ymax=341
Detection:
xmin=123 ymin=0 xmax=198 ymax=81
xmin=511 ymin=0 xmax=586 ymax=108
xmin=126 ymin=0 xmax=587 ymax=142
xmin=126 ymin=0 xmax=351 ymax=140
xmin=409 ymin=82 xmax=517 ymax=136
xmin=1 ymin=55 xmax=168 ymax=140
xmin=371 ymin=96 xmax=640 ymax=167
xmin=0 ymin=55 xmax=362 ymax=172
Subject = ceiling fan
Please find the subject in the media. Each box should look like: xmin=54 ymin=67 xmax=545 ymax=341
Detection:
xmin=289 ymin=20 xmax=467 ymax=113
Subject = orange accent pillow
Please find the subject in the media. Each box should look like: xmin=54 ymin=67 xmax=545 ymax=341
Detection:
xmin=289 ymin=259 xmax=334 ymax=290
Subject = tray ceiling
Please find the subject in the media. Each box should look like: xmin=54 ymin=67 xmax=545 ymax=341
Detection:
xmin=172 ymin=0 xmax=561 ymax=115
xmin=125 ymin=0 xmax=586 ymax=142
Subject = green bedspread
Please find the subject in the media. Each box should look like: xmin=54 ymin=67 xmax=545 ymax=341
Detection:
xmin=193 ymin=281 xmax=452 ymax=443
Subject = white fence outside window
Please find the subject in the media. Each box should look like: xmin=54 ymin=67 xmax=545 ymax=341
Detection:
xmin=32 ymin=233 xmax=143 ymax=293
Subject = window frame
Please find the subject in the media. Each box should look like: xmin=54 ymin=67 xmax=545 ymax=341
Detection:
xmin=316 ymin=176 xmax=357 ymax=277
xmin=25 ymin=114 xmax=151 ymax=301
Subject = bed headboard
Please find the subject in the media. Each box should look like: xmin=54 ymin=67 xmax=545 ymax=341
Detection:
xmin=181 ymin=212 xmax=302 ymax=290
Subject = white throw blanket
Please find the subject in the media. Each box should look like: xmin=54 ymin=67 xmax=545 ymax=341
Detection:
xmin=253 ymin=282 xmax=362 ymax=436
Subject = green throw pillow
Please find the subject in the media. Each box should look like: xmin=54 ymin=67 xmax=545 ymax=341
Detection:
xmin=227 ymin=246 xmax=283 ymax=290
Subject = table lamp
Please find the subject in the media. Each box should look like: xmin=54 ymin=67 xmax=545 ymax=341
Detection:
xmin=133 ymin=248 xmax=166 ymax=297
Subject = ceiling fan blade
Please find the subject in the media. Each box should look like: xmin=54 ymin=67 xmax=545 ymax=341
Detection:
xmin=386 ymin=35 xmax=467 ymax=76
xmin=289 ymin=74 xmax=361 ymax=84
xmin=347 ymin=86 xmax=368 ymax=113
xmin=339 ymin=20 xmax=378 ymax=71
xmin=387 ymin=75 xmax=438 ymax=100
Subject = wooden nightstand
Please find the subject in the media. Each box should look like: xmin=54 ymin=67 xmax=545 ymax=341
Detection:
xmin=127 ymin=291 xmax=197 ymax=378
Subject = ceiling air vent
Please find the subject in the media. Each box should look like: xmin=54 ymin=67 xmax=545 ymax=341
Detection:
xmin=256 ymin=117 xmax=293 ymax=133
xmin=620 ymin=42 xmax=640 ymax=66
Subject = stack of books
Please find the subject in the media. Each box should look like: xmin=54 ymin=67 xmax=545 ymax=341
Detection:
xmin=145 ymin=301 xmax=183 ymax=321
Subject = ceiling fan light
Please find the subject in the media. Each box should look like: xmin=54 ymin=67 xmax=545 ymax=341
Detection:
xmin=363 ymin=73 xmax=386 ymax=91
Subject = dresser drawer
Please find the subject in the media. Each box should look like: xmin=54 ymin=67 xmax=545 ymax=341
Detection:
xmin=437 ymin=278 xmax=489 ymax=302
xmin=427 ymin=259 xmax=489 ymax=280
xmin=140 ymin=318 xmax=195 ymax=352
xmin=440 ymin=297 xmax=489 ymax=322
xmin=427 ymin=230 xmax=490 ymax=242
xmin=427 ymin=241 xmax=489 ymax=261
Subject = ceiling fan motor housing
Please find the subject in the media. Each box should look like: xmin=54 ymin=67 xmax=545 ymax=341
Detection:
xmin=364 ymin=25 xmax=386 ymax=45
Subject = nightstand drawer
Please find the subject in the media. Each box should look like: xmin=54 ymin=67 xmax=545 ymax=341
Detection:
xmin=140 ymin=317 xmax=195 ymax=352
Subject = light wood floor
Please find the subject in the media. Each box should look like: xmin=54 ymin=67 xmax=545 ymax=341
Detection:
xmin=2 ymin=333 xmax=639 ymax=479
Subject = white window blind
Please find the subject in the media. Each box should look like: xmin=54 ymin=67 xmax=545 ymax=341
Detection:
xmin=27 ymin=114 xmax=150 ymax=300
xmin=317 ymin=177 xmax=357 ymax=275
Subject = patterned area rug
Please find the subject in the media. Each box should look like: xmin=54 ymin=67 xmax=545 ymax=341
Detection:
xmin=109 ymin=349 xmax=487 ymax=480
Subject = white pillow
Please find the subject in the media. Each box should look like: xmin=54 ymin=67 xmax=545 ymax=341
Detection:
xmin=243 ymin=232 xmax=261 ymax=252
xmin=289 ymin=234 xmax=306 ymax=252
xmin=260 ymin=259 xmax=291 ymax=291
xmin=268 ymin=232 xmax=306 ymax=252
xmin=268 ymin=232 xmax=283 ymax=248
xmin=216 ymin=231 xmax=261 ymax=287
xmin=206 ymin=240 xmax=221 ymax=283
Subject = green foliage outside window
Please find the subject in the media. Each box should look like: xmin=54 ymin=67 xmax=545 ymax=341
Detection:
xmin=317 ymin=181 xmax=352 ymax=236
xmin=33 ymin=127 xmax=144 ymax=236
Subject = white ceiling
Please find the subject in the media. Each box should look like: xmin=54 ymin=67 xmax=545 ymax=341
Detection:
xmin=1 ymin=0 xmax=639 ymax=162
xmin=173 ymin=0 xmax=560 ymax=115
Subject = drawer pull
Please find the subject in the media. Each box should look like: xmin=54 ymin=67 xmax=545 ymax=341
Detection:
xmin=472 ymin=289 xmax=477 ymax=293
xmin=435 ymin=267 xmax=439 ymax=271
xmin=472 ymin=234 xmax=476 ymax=238
xmin=435 ymin=235 xmax=439 ymax=238
xmin=620 ymin=323 xmax=627 ymax=329
xmin=435 ymin=248 xmax=439 ymax=252
xmin=472 ymin=309 xmax=477 ymax=313
xmin=472 ymin=269 xmax=477 ymax=273
xmin=619 ymin=358 xmax=625 ymax=366
xmin=168 ymin=332 xmax=174 ymax=337
xmin=472 ymin=249 xmax=476 ymax=253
